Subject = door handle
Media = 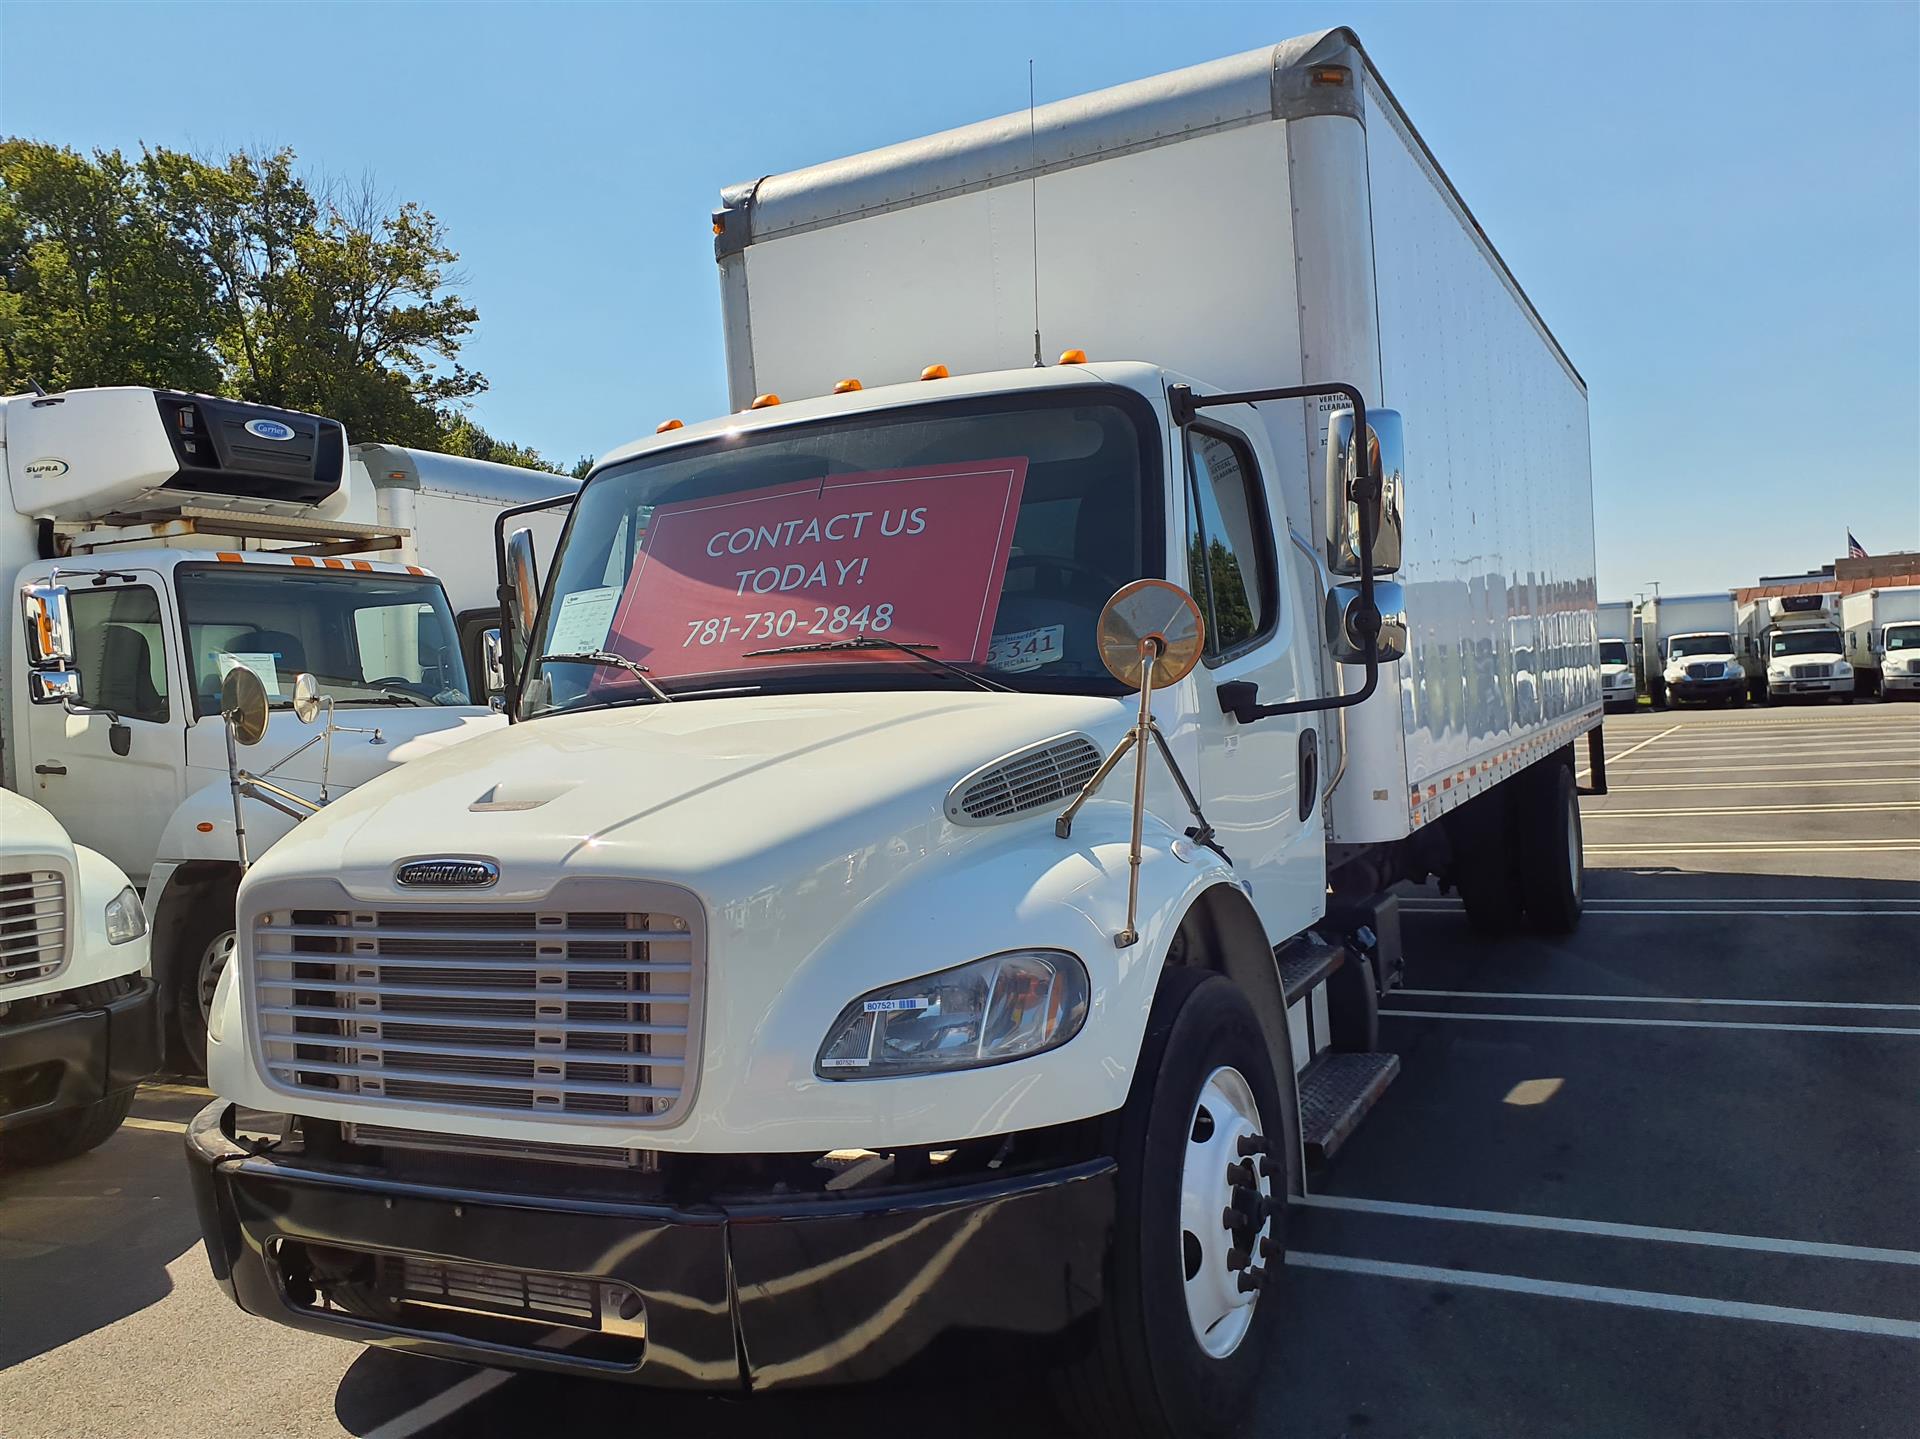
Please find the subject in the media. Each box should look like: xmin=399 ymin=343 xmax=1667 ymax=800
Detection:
xmin=34 ymin=763 xmax=67 ymax=776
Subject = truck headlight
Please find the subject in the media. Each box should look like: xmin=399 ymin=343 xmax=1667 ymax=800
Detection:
xmin=816 ymin=949 xmax=1089 ymax=1079
xmin=105 ymin=885 xmax=147 ymax=945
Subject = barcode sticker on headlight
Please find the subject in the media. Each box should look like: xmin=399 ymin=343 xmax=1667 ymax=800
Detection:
xmin=864 ymin=997 xmax=932 ymax=1013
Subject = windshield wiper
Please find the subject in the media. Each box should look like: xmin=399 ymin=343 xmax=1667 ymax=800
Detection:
xmin=540 ymin=651 xmax=675 ymax=703
xmin=743 ymin=635 xmax=1013 ymax=694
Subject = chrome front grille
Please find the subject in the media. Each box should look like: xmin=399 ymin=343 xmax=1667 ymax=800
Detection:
xmin=251 ymin=894 xmax=701 ymax=1124
xmin=1791 ymin=663 xmax=1827 ymax=679
xmin=0 ymin=869 xmax=67 ymax=988
xmin=949 ymin=734 xmax=1103 ymax=823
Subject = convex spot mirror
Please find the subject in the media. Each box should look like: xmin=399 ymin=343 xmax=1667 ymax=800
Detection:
xmin=22 ymin=583 xmax=75 ymax=668
xmin=481 ymin=627 xmax=506 ymax=695
xmin=1325 ymin=408 xmax=1404 ymax=577
xmin=1097 ymin=579 xmax=1207 ymax=690
xmin=1326 ymin=580 xmax=1408 ymax=666
xmin=221 ymin=666 xmax=270 ymax=747
xmin=291 ymin=673 xmax=322 ymax=725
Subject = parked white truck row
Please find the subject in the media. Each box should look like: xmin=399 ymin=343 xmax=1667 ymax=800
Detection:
xmin=1 ymin=384 xmax=578 ymax=1140
xmin=1603 ymin=585 xmax=1920 ymax=707
xmin=184 ymin=30 xmax=1605 ymax=1436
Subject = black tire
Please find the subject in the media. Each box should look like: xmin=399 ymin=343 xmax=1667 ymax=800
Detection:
xmin=1445 ymin=790 xmax=1524 ymax=935
xmin=1054 ymin=969 xmax=1285 ymax=1439
xmin=1517 ymin=761 xmax=1583 ymax=934
xmin=1 ymin=1088 xmax=134 ymax=1168
xmin=172 ymin=884 xmax=238 ymax=1075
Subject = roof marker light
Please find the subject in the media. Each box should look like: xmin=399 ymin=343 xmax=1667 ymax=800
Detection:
xmin=656 ymin=419 xmax=685 ymax=433
xmin=833 ymin=378 xmax=863 ymax=394
xmin=750 ymin=394 xmax=781 ymax=409
xmin=920 ymin=364 xmax=949 ymax=381
xmin=217 ymin=551 xmax=243 ymax=563
xmin=1058 ymin=348 xmax=1088 ymax=365
xmin=1310 ymin=65 xmax=1350 ymax=87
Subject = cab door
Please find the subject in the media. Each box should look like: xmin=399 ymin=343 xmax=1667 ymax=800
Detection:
xmin=1177 ymin=414 xmax=1325 ymax=935
xmin=21 ymin=570 xmax=186 ymax=883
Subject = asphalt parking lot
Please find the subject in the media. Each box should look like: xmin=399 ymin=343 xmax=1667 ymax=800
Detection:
xmin=3 ymin=701 xmax=1916 ymax=1438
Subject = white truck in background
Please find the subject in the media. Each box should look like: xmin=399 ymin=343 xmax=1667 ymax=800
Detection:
xmin=1841 ymin=587 xmax=1920 ymax=699
xmin=1739 ymin=594 xmax=1852 ymax=704
xmin=1598 ymin=599 xmax=1636 ymax=711
xmin=189 ymin=31 xmax=1602 ymax=1435
xmin=0 ymin=787 xmax=156 ymax=1166
xmin=1637 ymin=591 xmax=1741 ymax=708
xmin=2 ymin=388 xmax=577 ymax=1071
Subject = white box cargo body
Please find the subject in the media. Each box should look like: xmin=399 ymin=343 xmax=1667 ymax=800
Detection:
xmin=714 ymin=27 xmax=1599 ymax=843
xmin=1842 ymin=586 xmax=1920 ymax=693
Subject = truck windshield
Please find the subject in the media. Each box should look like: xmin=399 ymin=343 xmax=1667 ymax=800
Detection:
xmin=1668 ymin=634 xmax=1731 ymax=658
xmin=1886 ymin=626 xmax=1920 ymax=652
xmin=1771 ymin=629 xmax=1843 ymax=658
xmin=521 ymin=391 xmax=1160 ymax=717
xmin=1599 ymin=640 xmax=1629 ymax=666
xmin=176 ymin=565 xmax=473 ymax=716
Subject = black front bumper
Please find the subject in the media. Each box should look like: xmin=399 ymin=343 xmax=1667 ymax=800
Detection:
xmin=188 ymin=1103 xmax=1115 ymax=1390
xmin=1669 ymin=676 xmax=1744 ymax=702
xmin=0 ymin=975 xmax=160 ymax=1132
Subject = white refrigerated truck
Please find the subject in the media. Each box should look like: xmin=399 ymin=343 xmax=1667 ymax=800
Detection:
xmin=1738 ymin=594 xmax=1852 ymax=704
xmin=1 ymin=388 xmax=575 ymax=1070
xmin=1841 ymin=587 xmax=1920 ymax=698
xmin=189 ymin=30 xmax=1601 ymax=1435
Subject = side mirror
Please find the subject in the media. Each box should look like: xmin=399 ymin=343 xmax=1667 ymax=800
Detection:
xmin=291 ymin=672 xmax=323 ymax=725
xmin=28 ymin=670 xmax=81 ymax=704
xmin=23 ymin=584 xmax=75 ymax=667
xmin=1324 ymin=409 xmax=1404 ymax=577
xmin=220 ymin=666 xmax=271 ymax=747
xmin=482 ymin=627 xmax=506 ymax=696
xmin=1326 ymin=580 xmax=1408 ymax=666
xmin=505 ymin=528 xmax=541 ymax=641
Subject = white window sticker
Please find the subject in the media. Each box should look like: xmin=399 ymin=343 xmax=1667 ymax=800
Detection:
xmin=863 ymin=997 xmax=932 ymax=1014
xmin=216 ymin=651 xmax=283 ymax=697
xmin=547 ymin=586 xmax=621 ymax=656
xmin=987 ymin=624 xmax=1065 ymax=673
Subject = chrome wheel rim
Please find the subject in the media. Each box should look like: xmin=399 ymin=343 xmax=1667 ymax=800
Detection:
xmin=1178 ymin=1065 xmax=1272 ymax=1358
xmin=1567 ymin=789 xmax=1583 ymax=905
xmin=197 ymin=930 xmax=236 ymax=1023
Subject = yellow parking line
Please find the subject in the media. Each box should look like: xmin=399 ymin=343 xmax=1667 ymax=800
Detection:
xmin=122 ymin=1116 xmax=189 ymax=1134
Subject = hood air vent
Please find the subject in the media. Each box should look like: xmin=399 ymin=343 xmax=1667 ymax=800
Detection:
xmin=947 ymin=734 xmax=1103 ymax=824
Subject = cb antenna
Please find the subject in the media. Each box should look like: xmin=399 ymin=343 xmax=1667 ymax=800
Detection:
xmin=1029 ymin=59 xmax=1043 ymax=368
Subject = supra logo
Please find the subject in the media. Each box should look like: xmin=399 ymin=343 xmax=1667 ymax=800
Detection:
xmin=24 ymin=457 xmax=69 ymax=479
xmin=244 ymin=417 xmax=296 ymax=442
xmin=395 ymin=858 xmax=499 ymax=888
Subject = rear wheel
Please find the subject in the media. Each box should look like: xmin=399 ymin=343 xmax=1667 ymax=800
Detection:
xmin=1445 ymin=790 xmax=1523 ymax=935
xmin=1054 ymin=969 xmax=1284 ymax=1438
xmin=1517 ymin=761 xmax=1583 ymax=933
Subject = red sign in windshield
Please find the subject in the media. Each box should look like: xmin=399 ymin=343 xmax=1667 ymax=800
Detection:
xmin=598 ymin=458 xmax=1028 ymax=680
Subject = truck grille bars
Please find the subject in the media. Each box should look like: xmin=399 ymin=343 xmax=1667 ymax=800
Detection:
xmin=0 ymin=869 xmax=67 ymax=987
xmin=251 ymin=893 xmax=702 ymax=1124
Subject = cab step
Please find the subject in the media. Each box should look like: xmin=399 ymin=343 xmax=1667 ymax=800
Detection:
xmin=1298 ymin=1050 xmax=1399 ymax=1164
xmin=1277 ymin=938 xmax=1344 ymax=1006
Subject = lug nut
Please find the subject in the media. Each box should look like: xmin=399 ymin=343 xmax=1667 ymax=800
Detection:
xmin=1226 ymin=1159 xmax=1256 ymax=1187
xmin=1259 ymin=1236 xmax=1279 ymax=1261
xmin=1237 ymin=1266 xmax=1267 ymax=1293
xmin=1236 ymin=1133 xmax=1268 ymax=1158
xmin=1226 ymin=1247 xmax=1250 ymax=1271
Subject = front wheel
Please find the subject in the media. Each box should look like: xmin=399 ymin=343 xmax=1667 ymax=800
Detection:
xmin=1 ymin=1088 xmax=134 ymax=1168
xmin=1055 ymin=970 xmax=1285 ymax=1438
xmin=174 ymin=904 xmax=237 ymax=1075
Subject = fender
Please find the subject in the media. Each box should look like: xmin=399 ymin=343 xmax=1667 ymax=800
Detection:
xmin=153 ymin=776 xmax=306 ymax=868
xmin=65 ymin=842 xmax=153 ymax=990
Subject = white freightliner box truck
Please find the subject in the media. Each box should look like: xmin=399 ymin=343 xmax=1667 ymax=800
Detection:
xmin=1598 ymin=599 xmax=1636 ymax=711
xmin=1841 ymin=587 xmax=1920 ymax=698
xmin=0 ymin=787 xmax=156 ymax=1165
xmin=1637 ymin=590 xmax=1741 ymax=708
xmin=1 ymin=388 xmax=576 ymax=1071
xmin=1738 ymin=594 xmax=1852 ymax=704
xmin=188 ymin=31 xmax=1602 ymax=1433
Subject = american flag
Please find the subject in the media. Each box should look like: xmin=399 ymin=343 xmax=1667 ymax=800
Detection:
xmin=1848 ymin=531 xmax=1868 ymax=560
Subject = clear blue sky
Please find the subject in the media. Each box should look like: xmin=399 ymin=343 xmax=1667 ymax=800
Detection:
xmin=3 ymin=1 xmax=1915 ymax=597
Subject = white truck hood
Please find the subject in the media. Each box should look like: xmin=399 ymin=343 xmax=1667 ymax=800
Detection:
xmin=243 ymin=689 xmax=1127 ymax=895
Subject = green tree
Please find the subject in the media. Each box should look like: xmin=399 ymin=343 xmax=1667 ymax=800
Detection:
xmin=0 ymin=139 xmax=221 ymax=392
